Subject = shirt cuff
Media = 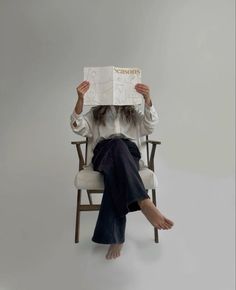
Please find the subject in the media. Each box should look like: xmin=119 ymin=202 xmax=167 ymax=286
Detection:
xmin=144 ymin=101 xmax=156 ymax=113
xmin=72 ymin=109 xmax=82 ymax=120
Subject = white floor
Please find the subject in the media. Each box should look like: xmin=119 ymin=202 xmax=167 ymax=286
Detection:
xmin=0 ymin=166 xmax=234 ymax=290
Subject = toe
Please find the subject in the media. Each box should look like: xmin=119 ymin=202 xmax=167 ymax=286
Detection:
xmin=106 ymin=250 xmax=112 ymax=259
xmin=161 ymin=222 xmax=168 ymax=229
xmin=155 ymin=223 xmax=162 ymax=230
xmin=165 ymin=218 xmax=174 ymax=226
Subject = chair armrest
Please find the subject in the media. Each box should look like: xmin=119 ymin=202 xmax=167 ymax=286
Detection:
xmin=71 ymin=141 xmax=87 ymax=145
xmin=146 ymin=140 xmax=161 ymax=145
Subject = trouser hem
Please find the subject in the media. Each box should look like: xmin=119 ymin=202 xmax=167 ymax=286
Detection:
xmin=127 ymin=194 xmax=150 ymax=212
xmin=91 ymin=237 xmax=125 ymax=244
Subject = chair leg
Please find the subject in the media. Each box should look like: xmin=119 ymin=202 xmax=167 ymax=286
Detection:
xmin=75 ymin=189 xmax=81 ymax=243
xmin=152 ymin=189 xmax=159 ymax=243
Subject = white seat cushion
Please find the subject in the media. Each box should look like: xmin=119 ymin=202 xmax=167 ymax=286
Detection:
xmin=74 ymin=165 xmax=158 ymax=190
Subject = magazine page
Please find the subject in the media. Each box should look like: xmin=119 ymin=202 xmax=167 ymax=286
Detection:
xmin=83 ymin=66 xmax=142 ymax=105
xmin=83 ymin=66 xmax=113 ymax=105
xmin=113 ymin=66 xmax=142 ymax=105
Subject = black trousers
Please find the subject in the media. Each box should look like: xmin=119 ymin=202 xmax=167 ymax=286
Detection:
xmin=91 ymin=137 xmax=150 ymax=244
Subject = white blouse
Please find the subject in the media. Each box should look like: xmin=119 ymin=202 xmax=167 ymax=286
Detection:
xmin=70 ymin=103 xmax=159 ymax=166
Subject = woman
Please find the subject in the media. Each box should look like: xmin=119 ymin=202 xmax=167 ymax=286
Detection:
xmin=70 ymin=80 xmax=174 ymax=260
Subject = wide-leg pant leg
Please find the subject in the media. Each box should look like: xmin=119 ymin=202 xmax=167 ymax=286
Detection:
xmin=91 ymin=169 xmax=127 ymax=244
xmin=91 ymin=138 xmax=150 ymax=244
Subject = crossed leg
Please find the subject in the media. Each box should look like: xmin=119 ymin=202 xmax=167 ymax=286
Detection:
xmin=92 ymin=138 xmax=174 ymax=260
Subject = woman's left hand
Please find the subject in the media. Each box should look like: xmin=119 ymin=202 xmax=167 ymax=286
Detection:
xmin=135 ymin=83 xmax=152 ymax=105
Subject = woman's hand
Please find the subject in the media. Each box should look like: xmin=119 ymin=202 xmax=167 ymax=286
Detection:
xmin=76 ymin=80 xmax=90 ymax=99
xmin=74 ymin=81 xmax=90 ymax=116
xmin=135 ymin=83 xmax=152 ymax=106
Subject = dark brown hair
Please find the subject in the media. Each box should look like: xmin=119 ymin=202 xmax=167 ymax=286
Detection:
xmin=91 ymin=105 xmax=138 ymax=126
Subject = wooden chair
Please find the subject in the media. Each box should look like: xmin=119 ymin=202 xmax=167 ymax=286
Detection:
xmin=71 ymin=135 xmax=161 ymax=244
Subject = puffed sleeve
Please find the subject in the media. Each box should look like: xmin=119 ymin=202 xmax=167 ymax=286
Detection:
xmin=70 ymin=108 xmax=94 ymax=138
xmin=135 ymin=102 xmax=159 ymax=137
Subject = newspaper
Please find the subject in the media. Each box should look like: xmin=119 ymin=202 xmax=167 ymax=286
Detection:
xmin=83 ymin=66 xmax=142 ymax=105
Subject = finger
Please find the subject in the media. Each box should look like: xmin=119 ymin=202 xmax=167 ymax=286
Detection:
xmin=136 ymin=88 xmax=149 ymax=94
xmin=135 ymin=85 xmax=149 ymax=90
xmin=80 ymin=88 xmax=89 ymax=94
xmin=77 ymin=85 xmax=89 ymax=93
xmin=135 ymin=86 xmax=148 ymax=90
xmin=78 ymin=80 xmax=89 ymax=87
xmin=135 ymin=84 xmax=148 ymax=89
xmin=136 ymin=87 xmax=149 ymax=92
xmin=135 ymin=83 xmax=147 ymax=86
xmin=78 ymin=82 xmax=89 ymax=89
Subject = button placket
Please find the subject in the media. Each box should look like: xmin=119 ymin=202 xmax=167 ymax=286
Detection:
xmin=116 ymin=110 xmax=121 ymax=133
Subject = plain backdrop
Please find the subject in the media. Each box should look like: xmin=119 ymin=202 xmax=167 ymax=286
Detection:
xmin=0 ymin=0 xmax=235 ymax=290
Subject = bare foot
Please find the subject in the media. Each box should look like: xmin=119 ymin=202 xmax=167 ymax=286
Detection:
xmin=106 ymin=243 xmax=123 ymax=260
xmin=138 ymin=198 xmax=174 ymax=230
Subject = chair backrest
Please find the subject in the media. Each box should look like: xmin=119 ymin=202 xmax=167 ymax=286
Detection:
xmin=84 ymin=135 xmax=149 ymax=168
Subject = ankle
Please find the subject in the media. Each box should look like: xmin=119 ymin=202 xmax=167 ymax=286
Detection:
xmin=138 ymin=198 xmax=151 ymax=208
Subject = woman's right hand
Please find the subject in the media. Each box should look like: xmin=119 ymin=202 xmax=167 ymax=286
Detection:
xmin=76 ymin=80 xmax=90 ymax=99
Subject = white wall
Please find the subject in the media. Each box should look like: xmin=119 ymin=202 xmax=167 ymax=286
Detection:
xmin=0 ymin=0 xmax=234 ymax=290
